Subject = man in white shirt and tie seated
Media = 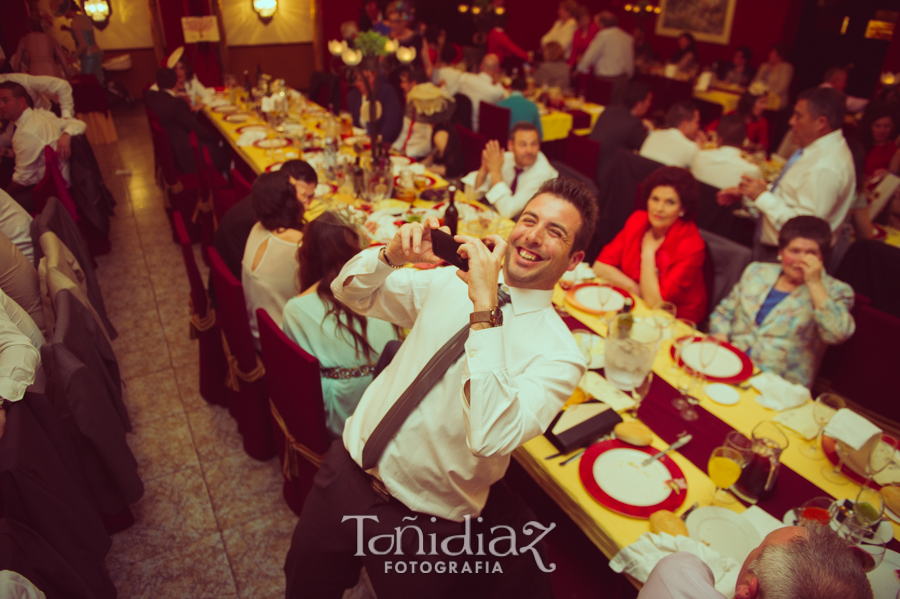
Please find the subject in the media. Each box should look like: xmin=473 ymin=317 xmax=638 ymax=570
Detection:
xmin=717 ymin=87 xmax=855 ymax=262
xmin=690 ymin=114 xmax=762 ymax=189
xmin=283 ymin=177 xmax=596 ymax=599
xmin=640 ymin=101 xmax=706 ymax=168
xmin=461 ymin=122 xmax=559 ymax=219
xmin=457 ymin=53 xmax=508 ymax=131
xmin=0 ymin=81 xmax=86 ymax=213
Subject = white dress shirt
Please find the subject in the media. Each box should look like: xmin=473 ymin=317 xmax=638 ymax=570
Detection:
xmin=819 ymin=82 xmax=869 ymax=114
xmin=0 ymin=74 xmax=74 ymax=118
xmin=0 ymin=190 xmax=34 ymax=264
xmin=0 ymin=288 xmax=42 ymax=401
xmin=640 ymin=128 xmax=699 ymax=168
xmin=334 ymin=252 xmax=585 ymax=521
xmin=637 ymin=554 xmax=726 ymax=599
xmin=576 ymin=26 xmax=634 ymax=78
xmin=391 ymin=117 xmax=433 ymax=159
xmin=754 ymin=129 xmax=855 ymax=246
xmin=461 ymin=151 xmax=559 ymax=219
xmin=10 ymin=107 xmax=86 ymax=187
xmin=540 ymin=18 xmax=578 ymax=59
xmin=690 ymin=145 xmax=762 ymax=190
xmin=432 ymin=66 xmax=465 ymax=97
xmin=457 ymin=72 xmax=509 ymax=130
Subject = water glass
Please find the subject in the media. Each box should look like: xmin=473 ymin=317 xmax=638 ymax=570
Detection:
xmin=865 ymin=435 xmax=899 ymax=486
xmin=803 ymin=393 xmax=844 ymax=459
xmin=605 ymin=314 xmax=661 ymax=391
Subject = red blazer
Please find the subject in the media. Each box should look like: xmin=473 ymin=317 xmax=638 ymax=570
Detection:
xmin=487 ymin=29 xmax=529 ymax=63
xmin=597 ymin=211 xmax=708 ymax=323
xmin=569 ymin=24 xmax=599 ymax=67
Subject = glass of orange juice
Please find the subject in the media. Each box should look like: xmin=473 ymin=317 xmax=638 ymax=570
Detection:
xmin=708 ymin=446 xmax=742 ymax=505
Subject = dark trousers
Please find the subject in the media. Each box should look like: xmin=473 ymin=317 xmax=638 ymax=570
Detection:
xmin=284 ymin=440 xmax=554 ymax=599
xmin=8 ymin=185 xmax=35 ymax=214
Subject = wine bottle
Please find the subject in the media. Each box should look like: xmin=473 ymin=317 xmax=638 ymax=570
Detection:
xmin=444 ymin=185 xmax=458 ymax=236
xmin=352 ymin=156 xmax=364 ymax=197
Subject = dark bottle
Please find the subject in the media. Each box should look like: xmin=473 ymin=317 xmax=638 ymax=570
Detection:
xmin=243 ymin=70 xmax=251 ymax=93
xmin=444 ymin=184 xmax=459 ymax=235
xmin=352 ymin=156 xmax=364 ymax=197
xmin=256 ymin=63 xmax=263 ymax=84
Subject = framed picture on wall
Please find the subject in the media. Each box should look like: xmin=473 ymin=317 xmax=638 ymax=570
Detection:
xmin=655 ymin=0 xmax=738 ymax=45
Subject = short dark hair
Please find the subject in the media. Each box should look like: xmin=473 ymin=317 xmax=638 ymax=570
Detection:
xmin=251 ymin=171 xmax=305 ymax=231
xmin=735 ymin=46 xmax=752 ymax=63
xmin=798 ymin=87 xmax=846 ymax=131
xmin=597 ymin=11 xmax=617 ymax=27
xmin=665 ymin=101 xmax=698 ymax=128
xmin=0 ymin=82 xmax=33 ymax=108
xmin=523 ymin=177 xmax=598 ymax=255
xmin=156 ymin=67 xmax=178 ymax=90
xmin=440 ymin=43 xmax=457 ymax=65
xmin=717 ymin=113 xmax=746 ymax=147
xmin=737 ymin=90 xmax=764 ymax=118
xmin=510 ymin=121 xmax=539 ymax=141
xmin=778 ymin=216 xmax=833 ymax=263
xmin=622 ymin=81 xmax=651 ymax=109
xmin=640 ymin=166 xmax=700 ymax=221
xmin=824 ymin=65 xmax=847 ymax=84
xmin=510 ymin=76 xmax=527 ymax=92
xmin=279 ymin=159 xmax=318 ymax=184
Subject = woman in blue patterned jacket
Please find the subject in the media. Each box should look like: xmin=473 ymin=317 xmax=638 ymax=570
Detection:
xmin=710 ymin=216 xmax=855 ymax=387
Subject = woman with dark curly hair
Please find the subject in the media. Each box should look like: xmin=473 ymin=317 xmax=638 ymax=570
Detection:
xmin=592 ymin=166 xmax=708 ymax=322
xmin=242 ymin=170 xmax=308 ymax=348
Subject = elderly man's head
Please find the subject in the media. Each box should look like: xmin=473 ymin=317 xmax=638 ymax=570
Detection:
xmin=735 ymin=523 xmax=872 ymax=599
xmin=481 ymin=53 xmax=501 ymax=77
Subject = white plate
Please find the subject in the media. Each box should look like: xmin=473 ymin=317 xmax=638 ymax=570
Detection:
xmin=315 ymin=183 xmax=333 ymax=197
xmin=867 ymin=549 xmax=900 ymax=599
xmin=705 ymin=383 xmax=740 ymax=406
xmin=592 ymin=448 xmax=673 ymax=507
xmin=687 ymin=507 xmax=761 ymax=564
xmin=238 ymin=124 xmax=269 ymax=134
xmin=213 ymin=104 xmax=239 ymax=113
xmin=225 ymin=113 xmax=250 ymax=123
xmin=389 ymin=156 xmax=412 ymax=168
xmin=256 ymin=138 xmax=290 ymax=149
xmin=680 ymin=342 xmax=744 ymax=378
xmin=573 ymin=286 xmax=625 ymax=312
xmin=886 ymin=507 xmax=900 ymax=524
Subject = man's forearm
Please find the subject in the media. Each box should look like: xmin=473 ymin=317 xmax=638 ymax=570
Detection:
xmin=473 ymin=168 xmax=489 ymax=190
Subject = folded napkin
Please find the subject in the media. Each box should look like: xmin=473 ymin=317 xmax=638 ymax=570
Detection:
xmin=773 ymin=402 xmax=818 ymax=440
xmin=236 ymin=130 xmax=267 ymax=147
xmin=609 ymin=532 xmax=740 ymax=597
xmin=260 ymin=96 xmax=275 ymax=112
xmin=391 ymin=161 xmax=426 ymax=177
xmin=560 ymin=263 xmax=596 ymax=286
xmin=578 ymin=371 xmax=633 ymax=412
xmin=353 ymin=126 xmax=367 ymax=136
xmin=750 ymin=372 xmax=810 ymax=411
xmin=824 ymin=408 xmax=881 ymax=451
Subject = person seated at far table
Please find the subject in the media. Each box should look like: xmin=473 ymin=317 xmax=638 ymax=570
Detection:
xmin=391 ymin=82 xmax=454 ymax=159
xmin=282 ymin=212 xmax=398 ymax=438
xmin=690 ymin=114 xmax=761 ymax=189
xmin=856 ymin=104 xmax=900 ymax=180
xmin=640 ymin=101 xmax=706 ymax=168
xmin=592 ymin=166 xmax=707 ymax=323
xmin=723 ymin=46 xmax=754 ymax=88
xmin=820 ymin=65 xmax=869 ymax=115
xmin=709 ymin=216 xmax=855 ymax=388
xmin=497 ymin=77 xmax=543 ymax=138
xmin=533 ymin=42 xmax=571 ymax=91
xmin=638 ymin=522 xmax=872 ymax=599
xmin=347 ymin=68 xmax=403 ymax=145
xmin=461 ymin=122 xmax=558 ymax=219
xmin=706 ymin=85 xmax=770 ymax=152
xmin=242 ymin=171 xmax=309 ymax=350
xmin=751 ymin=44 xmax=793 ymax=111
xmin=667 ymin=32 xmax=698 ymax=77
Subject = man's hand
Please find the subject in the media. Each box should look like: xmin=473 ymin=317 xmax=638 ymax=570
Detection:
xmin=455 ymin=233 xmax=507 ymax=312
xmin=57 ymin=133 xmax=71 ymax=161
xmin=738 ymin=175 xmax=767 ymax=201
xmin=483 ymin=140 xmax=504 ymax=174
xmin=797 ymin=254 xmax=824 ymax=285
xmin=383 ymin=216 xmax=447 ymax=266
xmin=716 ymin=186 xmax=743 ymax=206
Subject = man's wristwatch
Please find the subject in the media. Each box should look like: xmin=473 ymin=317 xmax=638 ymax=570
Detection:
xmin=470 ymin=306 xmax=503 ymax=327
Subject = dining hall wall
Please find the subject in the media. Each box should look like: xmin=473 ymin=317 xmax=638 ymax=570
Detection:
xmin=226 ymin=44 xmax=316 ymax=93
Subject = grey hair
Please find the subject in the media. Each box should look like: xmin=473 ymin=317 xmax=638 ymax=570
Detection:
xmin=749 ymin=523 xmax=873 ymax=599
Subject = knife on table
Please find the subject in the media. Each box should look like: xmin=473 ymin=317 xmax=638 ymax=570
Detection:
xmin=641 ymin=434 xmax=693 ymax=466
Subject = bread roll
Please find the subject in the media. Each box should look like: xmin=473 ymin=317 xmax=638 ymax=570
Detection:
xmin=649 ymin=510 xmax=688 ymax=537
xmin=881 ymin=485 xmax=900 ymax=516
xmin=615 ymin=421 xmax=653 ymax=446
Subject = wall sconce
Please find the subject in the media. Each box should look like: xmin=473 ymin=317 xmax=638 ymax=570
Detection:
xmin=395 ymin=46 xmax=416 ymax=64
xmin=253 ymin=0 xmax=277 ymax=22
xmin=83 ymin=0 xmax=111 ymax=28
xmin=329 ymin=40 xmax=348 ymax=55
xmin=384 ymin=39 xmax=398 ymax=53
xmin=471 ymin=6 xmax=482 ymax=14
xmin=881 ymin=72 xmax=897 ymax=86
xmin=457 ymin=4 xmax=468 ymax=12
xmin=341 ymin=48 xmax=363 ymax=66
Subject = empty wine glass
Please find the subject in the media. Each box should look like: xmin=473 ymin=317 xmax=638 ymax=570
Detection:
xmin=864 ymin=435 xmax=899 ymax=487
xmin=669 ymin=319 xmax=696 ymax=375
xmin=571 ymin=329 xmax=595 ymax=366
xmin=822 ymin=439 xmax=852 ymax=485
xmin=672 ymin=337 xmax=698 ymax=412
xmin=802 ymin=393 xmax=845 ymax=459
xmin=697 ymin=337 xmax=720 ymax=391
xmin=628 ymin=371 xmax=653 ymax=418
xmin=651 ymin=302 xmax=677 ymax=340
xmin=596 ymin=284 xmax=613 ymax=310
xmin=837 ymin=516 xmax=887 ymax=573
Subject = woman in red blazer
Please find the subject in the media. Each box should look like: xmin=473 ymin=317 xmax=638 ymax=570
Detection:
xmin=592 ymin=166 xmax=708 ymax=323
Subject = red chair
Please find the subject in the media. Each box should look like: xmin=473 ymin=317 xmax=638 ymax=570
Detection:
xmin=174 ymin=212 xmax=229 ymax=407
xmin=31 ymin=146 xmax=80 ymax=219
xmin=211 ymin=168 xmax=253 ymax=223
xmin=584 ymin=77 xmax=613 ymax=106
xmin=148 ymin=118 xmax=202 ymax=243
xmin=188 ymin=133 xmax=222 ymax=265
xmin=456 ymin=124 xmax=488 ymax=174
xmin=257 ymin=308 xmax=330 ymax=515
xmin=478 ymin=102 xmax=511 ymax=144
xmin=207 ymin=248 xmax=276 ymax=461
xmin=563 ymin=133 xmax=600 ymax=180
xmin=232 ymin=168 xmax=254 ymax=198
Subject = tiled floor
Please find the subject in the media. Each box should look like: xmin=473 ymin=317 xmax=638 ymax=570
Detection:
xmin=93 ymin=104 xmax=299 ymax=598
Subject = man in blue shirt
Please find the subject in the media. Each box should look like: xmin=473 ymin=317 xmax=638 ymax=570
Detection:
xmin=497 ymin=77 xmax=543 ymax=139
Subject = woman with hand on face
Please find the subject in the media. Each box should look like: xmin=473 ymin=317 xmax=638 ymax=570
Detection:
xmin=709 ymin=216 xmax=855 ymax=387
xmin=592 ymin=167 xmax=708 ymax=323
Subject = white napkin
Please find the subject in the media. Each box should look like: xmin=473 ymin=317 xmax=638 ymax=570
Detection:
xmin=391 ymin=161 xmax=426 ymax=177
xmin=773 ymin=402 xmax=818 ymax=440
xmin=236 ymin=130 xmax=267 ymax=147
xmin=560 ymin=263 xmax=596 ymax=285
xmin=824 ymin=408 xmax=882 ymax=451
xmin=578 ymin=371 xmax=633 ymax=412
xmin=353 ymin=126 xmax=367 ymax=136
xmin=260 ymin=96 xmax=275 ymax=112
xmin=609 ymin=532 xmax=740 ymax=597
xmin=750 ymin=372 xmax=810 ymax=411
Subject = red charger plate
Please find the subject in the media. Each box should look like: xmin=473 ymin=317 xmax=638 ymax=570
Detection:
xmin=669 ymin=336 xmax=754 ymax=384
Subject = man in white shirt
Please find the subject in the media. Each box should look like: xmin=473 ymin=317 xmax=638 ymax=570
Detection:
xmin=0 ymin=190 xmax=34 ymax=264
xmin=719 ymin=87 xmax=855 ymax=259
xmin=0 ymin=287 xmax=44 ymax=440
xmin=0 ymin=73 xmax=74 ymax=118
xmin=431 ymin=44 xmax=465 ymax=97
xmin=690 ymin=114 xmax=761 ymax=189
xmin=540 ymin=1 xmax=577 ymax=59
xmin=284 ymin=178 xmax=596 ymax=599
xmin=575 ymin=11 xmax=634 ymax=88
xmin=640 ymin=101 xmax=704 ymax=167
xmin=461 ymin=122 xmax=559 ymax=219
xmin=638 ymin=524 xmax=871 ymax=599
xmin=820 ymin=66 xmax=869 ymax=114
xmin=0 ymin=81 xmax=86 ymax=212
xmin=457 ymin=53 xmax=508 ymax=130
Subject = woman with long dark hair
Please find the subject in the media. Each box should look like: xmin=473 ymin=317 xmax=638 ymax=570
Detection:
xmin=668 ymin=33 xmax=697 ymax=76
xmin=282 ymin=213 xmax=397 ymax=437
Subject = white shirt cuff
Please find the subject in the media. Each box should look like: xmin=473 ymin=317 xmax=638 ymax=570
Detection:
xmin=485 ymin=182 xmax=512 ymax=205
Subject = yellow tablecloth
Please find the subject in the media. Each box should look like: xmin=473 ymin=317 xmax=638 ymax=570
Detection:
xmin=540 ymin=102 xmax=605 ymax=142
xmin=884 ymin=226 xmax=900 ymax=248
xmin=513 ymin=283 xmax=899 ymax=561
xmin=693 ymin=89 xmax=740 ymax=113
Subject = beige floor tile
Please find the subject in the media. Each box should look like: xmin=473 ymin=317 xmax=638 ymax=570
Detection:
xmin=185 ymin=404 xmax=245 ymax=465
xmin=123 ymin=370 xmax=184 ymax=427
xmin=203 ymin=453 xmax=286 ymax=530
xmin=164 ymin=327 xmax=200 ymax=369
xmin=108 ymin=533 xmax=239 ymax=599
xmin=107 ymin=466 xmax=219 ymax=569
xmin=128 ymin=410 xmax=200 ymax=482
xmin=221 ymin=508 xmax=298 ymax=599
xmin=113 ymin=329 xmax=172 ymax=380
xmin=174 ymin=362 xmax=209 ymax=412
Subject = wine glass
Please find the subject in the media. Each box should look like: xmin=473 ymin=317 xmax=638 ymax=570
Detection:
xmin=802 ymin=393 xmax=845 ymax=459
xmin=854 ymin=486 xmax=886 ymax=528
xmin=669 ymin=318 xmax=696 ymax=375
xmin=628 ymin=371 xmax=653 ymax=418
xmin=571 ymin=329 xmax=596 ymax=366
xmin=708 ymin=446 xmax=743 ymax=504
xmin=837 ymin=516 xmax=887 ymax=573
xmin=697 ymin=337 xmax=720 ymax=393
xmin=672 ymin=337 xmax=698 ymax=412
xmin=864 ymin=435 xmax=899 ymax=486
xmin=651 ymin=302 xmax=677 ymax=340
xmin=596 ymin=284 xmax=613 ymax=310
xmin=796 ymin=496 xmax=835 ymax=525
xmin=822 ymin=439 xmax=852 ymax=485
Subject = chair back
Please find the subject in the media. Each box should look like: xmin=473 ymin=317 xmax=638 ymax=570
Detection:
xmin=478 ymin=102 xmax=510 ymax=144
xmin=694 ymin=181 xmax=754 ymax=248
xmin=563 ymin=133 xmax=600 ymax=180
xmin=697 ymin=228 xmax=752 ymax=318
xmin=584 ymin=77 xmax=613 ymax=105
xmin=835 ymin=240 xmax=900 ymax=319
xmin=452 ymin=93 xmax=473 ymax=129
xmin=207 ymin=247 xmax=258 ymax=372
xmin=456 ymin=124 xmax=488 ymax=174
xmin=231 ymin=168 xmax=254 ymax=201
xmin=634 ymin=73 xmax=693 ymax=114
xmin=174 ymin=212 xmax=209 ymax=320
xmin=149 ymin=120 xmax=182 ymax=189
xmin=31 ymin=146 xmax=79 ymax=219
xmin=70 ymin=74 xmax=109 ymax=114
xmin=550 ymin=160 xmax=598 ymax=198
xmin=695 ymin=98 xmax=723 ymax=129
